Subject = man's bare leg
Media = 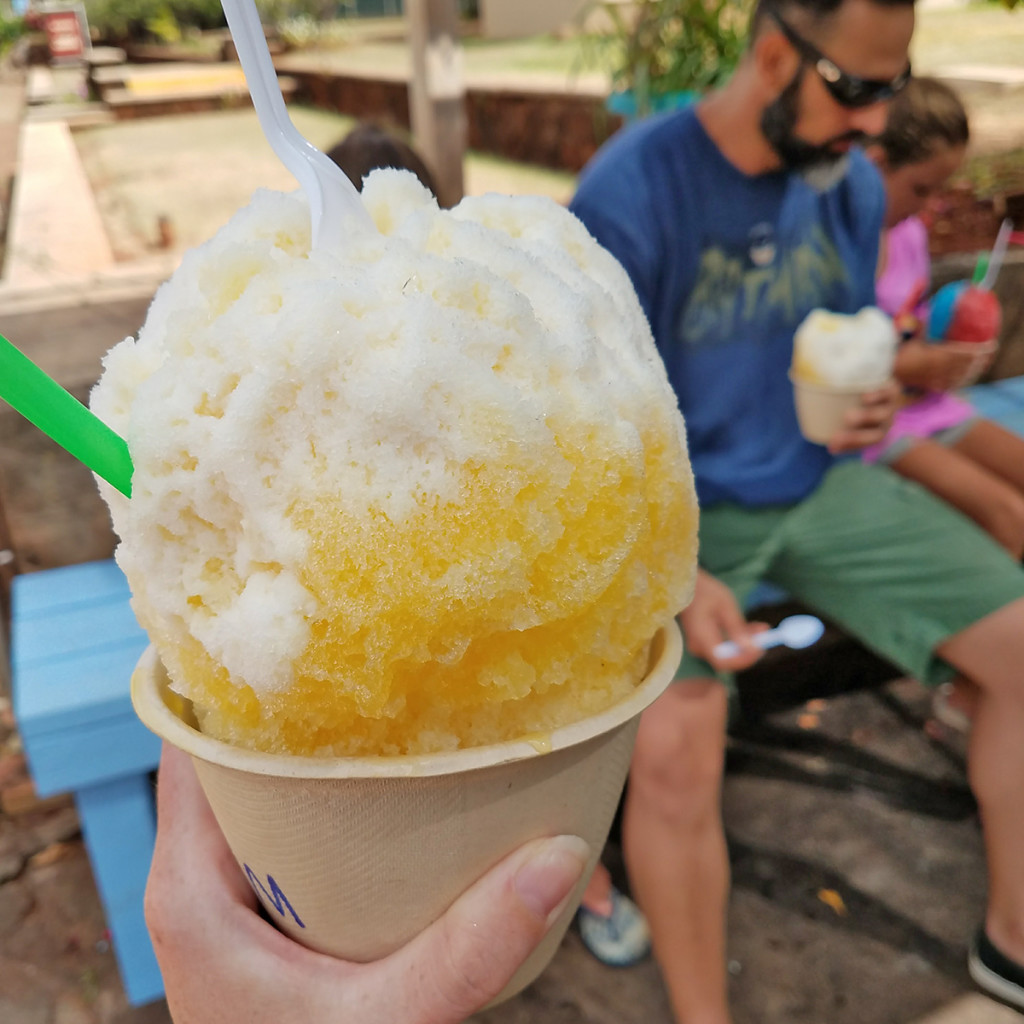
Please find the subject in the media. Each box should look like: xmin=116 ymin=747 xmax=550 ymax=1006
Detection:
xmin=938 ymin=596 xmax=1024 ymax=960
xmin=623 ymin=679 xmax=731 ymax=1024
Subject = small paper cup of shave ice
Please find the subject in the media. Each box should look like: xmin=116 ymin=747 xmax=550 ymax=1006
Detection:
xmin=788 ymin=371 xmax=891 ymax=445
xmin=939 ymin=338 xmax=998 ymax=389
xmin=131 ymin=621 xmax=682 ymax=1006
xmin=790 ymin=307 xmax=898 ymax=445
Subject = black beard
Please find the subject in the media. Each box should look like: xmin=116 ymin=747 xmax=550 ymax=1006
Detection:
xmin=760 ymin=67 xmax=863 ymax=190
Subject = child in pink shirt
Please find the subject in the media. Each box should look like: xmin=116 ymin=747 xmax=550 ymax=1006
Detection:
xmin=867 ymin=77 xmax=1024 ymax=560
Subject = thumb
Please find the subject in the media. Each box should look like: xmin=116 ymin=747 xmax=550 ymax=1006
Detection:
xmin=385 ymin=834 xmax=590 ymax=1024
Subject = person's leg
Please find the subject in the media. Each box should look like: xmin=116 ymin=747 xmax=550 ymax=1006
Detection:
xmin=952 ymin=419 xmax=1024 ymax=496
xmin=623 ymin=679 xmax=732 ymax=1024
xmin=767 ymin=461 xmax=1024 ymax=1003
xmin=938 ymin=598 xmax=1024 ymax=968
xmin=579 ymin=502 xmax=780 ymax=1014
xmin=891 ymin=433 xmax=1024 ymax=558
xmin=886 ymin=430 xmax=1024 ymax=725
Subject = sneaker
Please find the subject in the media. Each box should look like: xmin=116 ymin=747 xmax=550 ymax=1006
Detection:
xmin=576 ymin=886 xmax=651 ymax=967
xmin=968 ymin=929 xmax=1024 ymax=1010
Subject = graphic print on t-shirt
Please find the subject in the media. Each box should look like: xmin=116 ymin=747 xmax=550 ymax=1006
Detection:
xmin=678 ymin=223 xmax=849 ymax=350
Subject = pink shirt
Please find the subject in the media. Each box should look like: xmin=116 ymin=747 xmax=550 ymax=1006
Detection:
xmin=876 ymin=216 xmax=930 ymax=325
xmin=863 ymin=216 xmax=974 ymax=464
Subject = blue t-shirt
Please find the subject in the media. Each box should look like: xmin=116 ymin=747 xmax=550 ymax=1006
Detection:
xmin=570 ymin=106 xmax=885 ymax=508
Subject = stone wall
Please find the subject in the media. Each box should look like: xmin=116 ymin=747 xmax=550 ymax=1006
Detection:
xmin=289 ymin=69 xmax=411 ymax=132
xmin=281 ymin=67 xmax=621 ymax=172
xmin=465 ymin=88 xmax=619 ymax=172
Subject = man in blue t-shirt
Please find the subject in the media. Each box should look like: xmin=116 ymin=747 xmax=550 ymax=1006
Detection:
xmin=570 ymin=0 xmax=1024 ymax=1019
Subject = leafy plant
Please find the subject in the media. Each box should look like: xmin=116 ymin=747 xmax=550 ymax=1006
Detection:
xmin=85 ymin=0 xmax=225 ymax=44
xmin=255 ymin=0 xmax=340 ymax=25
xmin=581 ymin=0 xmax=752 ymax=116
xmin=85 ymin=0 xmax=344 ymax=46
xmin=146 ymin=6 xmax=182 ymax=42
xmin=0 ymin=11 xmax=25 ymax=55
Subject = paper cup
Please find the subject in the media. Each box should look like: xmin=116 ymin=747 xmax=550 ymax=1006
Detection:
xmin=940 ymin=338 xmax=997 ymax=389
xmin=131 ymin=620 xmax=682 ymax=1004
xmin=789 ymin=371 xmax=890 ymax=445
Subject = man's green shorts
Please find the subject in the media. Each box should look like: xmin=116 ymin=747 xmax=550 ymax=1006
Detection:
xmin=677 ymin=459 xmax=1024 ymax=689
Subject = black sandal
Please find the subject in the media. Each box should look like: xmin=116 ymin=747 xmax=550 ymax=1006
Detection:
xmin=969 ymin=928 xmax=1024 ymax=1010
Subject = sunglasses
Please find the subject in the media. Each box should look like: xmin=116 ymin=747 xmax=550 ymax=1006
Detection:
xmin=770 ymin=11 xmax=911 ymax=108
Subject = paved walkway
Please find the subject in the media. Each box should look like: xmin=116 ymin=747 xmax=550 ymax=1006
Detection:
xmin=5 ymin=120 xmax=115 ymax=288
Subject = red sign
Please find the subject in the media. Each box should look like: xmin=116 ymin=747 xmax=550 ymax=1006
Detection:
xmin=42 ymin=8 xmax=87 ymax=61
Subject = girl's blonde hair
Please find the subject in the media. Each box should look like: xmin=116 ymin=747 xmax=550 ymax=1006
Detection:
xmin=878 ymin=76 xmax=969 ymax=170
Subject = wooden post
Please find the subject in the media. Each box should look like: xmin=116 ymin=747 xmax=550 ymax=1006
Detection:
xmin=406 ymin=0 xmax=466 ymax=208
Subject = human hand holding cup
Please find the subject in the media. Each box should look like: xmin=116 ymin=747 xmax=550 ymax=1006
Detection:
xmin=131 ymin=623 xmax=682 ymax=1008
xmin=790 ymin=307 xmax=900 ymax=449
xmin=147 ymin=744 xmax=592 ymax=1024
xmin=934 ymin=338 xmax=997 ymax=389
xmin=824 ymin=380 xmax=901 ymax=453
xmin=894 ymin=337 xmax=996 ymax=392
xmin=789 ymin=373 xmax=898 ymax=449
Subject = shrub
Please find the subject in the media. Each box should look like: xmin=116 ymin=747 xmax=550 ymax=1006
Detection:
xmin=0 ymin=12 xmax=25 ymax=55
xmin=85 ymin=0 xmax=226 ymax=44
xmin=581 ymin=0 xmax=752 ymax=116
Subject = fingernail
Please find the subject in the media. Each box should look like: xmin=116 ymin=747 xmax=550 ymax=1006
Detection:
xmin=514 ymin=835 xmax=590 ymax=925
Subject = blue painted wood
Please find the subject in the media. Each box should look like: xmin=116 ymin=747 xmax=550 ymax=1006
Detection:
xmin=14 ymin=596 xmax=146 ymax=668
xmin=12 ymin=559 xmax=134 ymax=616
xmin=24 ymin=708 xmax=161 ymax=797
xmin=15 ymin=636 xmax=150 ymax=734
xmin=75 ymin=776 xmax=163 ymax=1007
xmin=11 ymin=558 xmax=164 ymax=1006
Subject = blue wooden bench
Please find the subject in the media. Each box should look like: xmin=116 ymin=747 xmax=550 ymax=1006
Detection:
xmin=9 ymin=373 xmax=1024 ymax=1009
xmin=11 ymin=560 xmax=162 ymax=1006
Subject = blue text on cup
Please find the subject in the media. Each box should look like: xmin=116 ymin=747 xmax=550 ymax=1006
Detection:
xmin=244 ymin=864 xmax=306 ymax=927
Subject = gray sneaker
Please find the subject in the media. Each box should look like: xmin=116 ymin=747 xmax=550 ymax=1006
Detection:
xmin=576 ymin=886 xmax=651 ymax=967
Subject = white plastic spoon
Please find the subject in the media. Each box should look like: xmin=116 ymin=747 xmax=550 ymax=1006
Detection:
xmin=980 ymin=217 xmax=1013 ymax=291
xmin=712 ymin=614 xmax=825 ymax=661
xmin=220 ymin=0 xmax=373 ymax=247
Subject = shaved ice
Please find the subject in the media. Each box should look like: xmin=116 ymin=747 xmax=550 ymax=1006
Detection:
xmin=92 ymin=171 xmax=698 ymax=757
